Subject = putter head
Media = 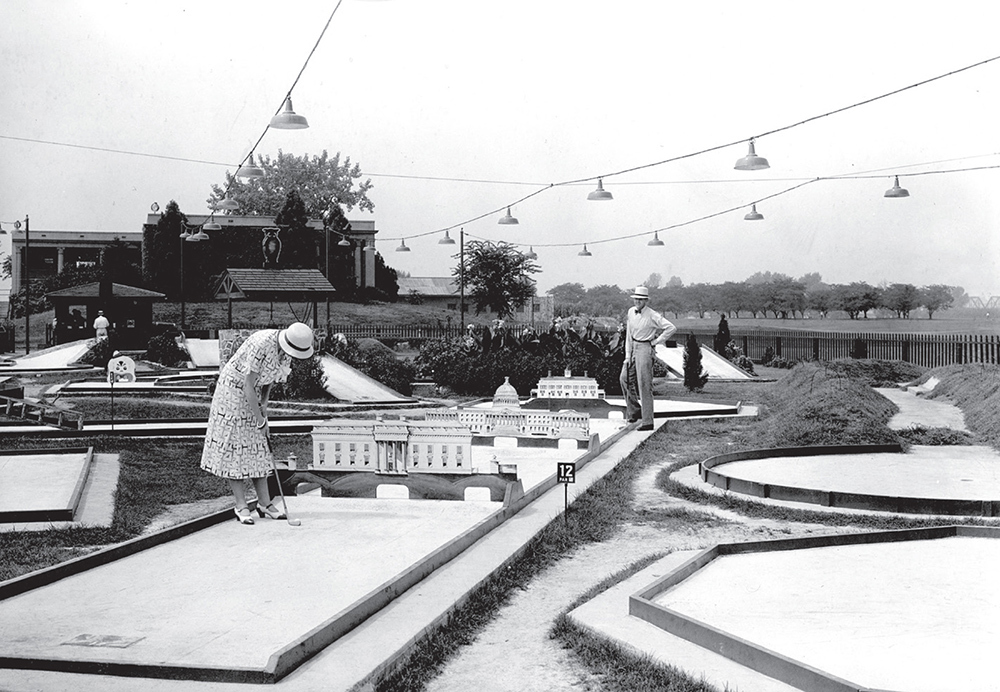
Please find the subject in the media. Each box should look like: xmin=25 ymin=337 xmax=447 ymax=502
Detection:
xmin=287 ymin=518 xmax=302 ymax=527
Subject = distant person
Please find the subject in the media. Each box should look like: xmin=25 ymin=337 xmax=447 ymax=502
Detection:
xmin=200 ymin=322 xmax=314 ymax=525
xmin=93 ymin=311 xmax=110 ymax=340
xmin=620 ymin=286 xmax=676 ymax=431
xmin=71 ymin=309 xmax=85 ymax=329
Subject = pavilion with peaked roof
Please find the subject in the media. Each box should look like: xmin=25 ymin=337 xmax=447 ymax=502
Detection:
xmin=46 ymin=279 xmax=165 ymax=349
xmin=214 ymin=268 xmax=337 ymax=327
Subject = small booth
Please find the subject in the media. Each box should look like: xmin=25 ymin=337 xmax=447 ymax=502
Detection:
xmin=214 ymin=268 xmax=337 ymax=327
xmin=46 ymin=280 xmax=165 ymax=349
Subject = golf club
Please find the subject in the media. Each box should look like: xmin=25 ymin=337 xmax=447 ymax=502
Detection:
xmin=265 ymin=432 xmax=301 ymax=526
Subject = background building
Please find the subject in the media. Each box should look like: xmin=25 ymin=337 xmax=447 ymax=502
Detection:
xmin=397 ymin=276 xmax=553 ymax=325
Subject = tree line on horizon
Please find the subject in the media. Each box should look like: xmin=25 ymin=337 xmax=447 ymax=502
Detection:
xmin=547 ymin=271 xmax=966 ymax=320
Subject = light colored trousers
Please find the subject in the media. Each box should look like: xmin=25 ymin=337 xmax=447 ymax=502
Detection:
xmin=619 ymin=341 xmax=654 ymax=425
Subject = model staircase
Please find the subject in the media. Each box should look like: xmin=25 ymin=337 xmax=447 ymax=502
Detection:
xmin=1 ymin=395 xmax=84 ymax=430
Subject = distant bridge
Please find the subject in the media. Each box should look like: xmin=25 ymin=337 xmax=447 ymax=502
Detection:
xmin=970 ymin=297 xmax=1000 ymax=309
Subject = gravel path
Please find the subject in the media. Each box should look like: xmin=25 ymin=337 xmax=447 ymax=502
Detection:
xmin=424 ymin=460 xmax=840 ymax=692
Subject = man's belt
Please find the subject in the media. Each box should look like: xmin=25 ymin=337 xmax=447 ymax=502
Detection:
xmin=631 ymin=338 xmax=653 ymax=343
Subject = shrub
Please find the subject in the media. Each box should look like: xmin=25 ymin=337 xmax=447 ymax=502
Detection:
xmin=271 ymin=356 xmax=329 ymax=400
xmin=414 ymin=325 xmax=624 ymax=397
xmin=724 ymin=340 xmax=755 ymax=375
xmin=682 ymin=334 xmax=709 ymax=392
xmin=143 ymin=333 xmax=189 ymax=368
xmin=77 ymin=334 xmax=117 ymax=368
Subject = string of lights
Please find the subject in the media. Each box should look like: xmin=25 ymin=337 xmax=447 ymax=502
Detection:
xmin=3 ymin=51 xmax=999 ymax=248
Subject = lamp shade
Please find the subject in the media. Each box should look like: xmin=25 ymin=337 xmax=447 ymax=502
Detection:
xmin=439 ymin=230 xmax=457 ymax=245
xmin=269 ymin=97 xmax=309 ymax=130
xmin=498 ymin=207 xmax=519 ymax=225
xmin=578 ymin=244 xmax=593 ymax=256
xmin=744 ymin=204 xmax=764 ymax=221
xmin=188 ymin=230 xmax=210 ymax=242
xmin=216 ymin=196 xmax=239 ymax=211
xmin=734 ymin=140 xmax=770 ymax=171
xmin=647 ymin=232 xmax=665 ymax=246
xmin=396 ymin=239 xmax=410 ymax=252
xmin=338 ymin=236 xmax=351 ymax=247
xmin=178 ymin=228 xmax=191 ymax=239
xmin=526 ymin=246 xmax=537 ymax=260
xmin=203 ymin=220 xmax=222 ymax=231
xmin=884 ymin=175 xmax=910 ymax=198
xmin=587 ymin=178 xmax=613 ymax=201
xmin=237 ymin=154 xmax=264 ymax=179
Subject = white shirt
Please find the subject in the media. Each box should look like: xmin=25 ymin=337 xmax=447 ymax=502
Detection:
xmin=625 ymin=305 xmax=676 ymax=359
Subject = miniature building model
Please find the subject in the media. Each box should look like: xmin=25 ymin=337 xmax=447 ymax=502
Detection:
xmin=311 ymin=418 xmax=474 ymax=475
xmin=530 ymin=369 xmax=605 ymax=399
xmin=425 ymin=376 xmax=591 ymax=441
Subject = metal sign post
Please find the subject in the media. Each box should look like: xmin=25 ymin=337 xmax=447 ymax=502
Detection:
xmin=557 ymin=462 xmax=576 ymax=526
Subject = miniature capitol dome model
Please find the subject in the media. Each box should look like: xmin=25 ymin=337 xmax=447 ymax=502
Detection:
xmin=492 ymin=376 xmax=521 ymax=409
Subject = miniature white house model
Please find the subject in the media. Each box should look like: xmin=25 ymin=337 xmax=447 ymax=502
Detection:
xmin=311 ymin=417 xmax=474 ymax=475
xmin=530 ymin=369 xmax=605 ymax=399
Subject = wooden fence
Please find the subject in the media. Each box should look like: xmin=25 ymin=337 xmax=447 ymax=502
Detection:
xmin=682 ymin=327 xmax=1000 ymax=368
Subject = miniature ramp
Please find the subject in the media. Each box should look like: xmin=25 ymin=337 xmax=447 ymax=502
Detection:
xmin=655 ymin=344 xmax=753 ymax=380
xmin=319 ymin=354 xmax=416 ymax=404
xmin=0 ymin=340 xmax=93 ymax=371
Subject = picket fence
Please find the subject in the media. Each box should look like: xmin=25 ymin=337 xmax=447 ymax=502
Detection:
xmin=683 ymin=327 xmax=1000 ymax=368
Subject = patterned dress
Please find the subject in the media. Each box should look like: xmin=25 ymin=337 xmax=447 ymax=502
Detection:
xmin=200 ymin=330 xmax=291 ymax=479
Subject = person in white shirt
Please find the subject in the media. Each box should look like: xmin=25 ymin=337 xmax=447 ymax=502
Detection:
xmin=92 ymin=311 xmax=110 ymax=341
xmin=620 ymin=285 xmax=676 ymax=430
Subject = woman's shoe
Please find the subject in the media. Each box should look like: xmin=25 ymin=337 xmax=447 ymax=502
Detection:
xmin=256 ymin=503 xmax=287 ymax=520
xmin=234 ymin=507 xmax=255 ymax=525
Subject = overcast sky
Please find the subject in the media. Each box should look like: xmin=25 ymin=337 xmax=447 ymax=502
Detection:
xmin=3 ymin=1 xmax=1000 ymax=300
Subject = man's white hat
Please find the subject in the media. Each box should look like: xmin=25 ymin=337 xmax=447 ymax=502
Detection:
xmin=631 ymin=286 xmax=650 ymax=299
xmin=278 ymin=322 xmax=315 ymax=359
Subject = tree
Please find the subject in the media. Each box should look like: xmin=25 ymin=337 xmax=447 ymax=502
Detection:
xmin=585 ymin=284 xmax=630 ymax=316
xmin=683 ymin=334 xmax=709 ymax=391
xmin=643 ymin=272 xmax=662 ymax=289
xmin=143 ymin=200 xmax=188 ymax=297
xmin=881 ymin=283 xmax=920 ymax=318
xmin=208 ymin=150 xmax=374 ymax=217
xmin=548 ymin=282 xmax=588 ymax=317
xmin=921 ymin=285 xmax=955 ymax=319
xmin=453 ymin=240 xmax=540 ymax=318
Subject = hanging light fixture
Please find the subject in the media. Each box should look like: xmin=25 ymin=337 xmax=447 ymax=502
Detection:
xmin=365 ymin=240 xmax=375 ymax=252
xmin=647 ymin=232 xmax=665 ymax=247
xmin=188 ymin=228 xmax=210 ymax=241
xmin=269 ymin=97 xmax=309 ymax=130
xmin=498 ymin=207 xmax=519 ymax=225
xmin=396 ymin=238 xmax=411 ymax=252
xmin=178 ymin=226 xmax=191 ymax=240
xmin=203 ymin=214 xmax=221 ymax=231
xmin=526 ymin=246 xmax=537 ymax=260
xmin=578 ymin=244 xmax=593 ymax=256
xmin=884 ymin=175 xmax=910 ymax=198
xmin=439 ymin=230 xmax=457 ymax=245
xmin=216 ymin=195 xmax=239 ymax=211
xmin=338 ymin=235 xmax=351 ymax=247
xmin=587 ymin=178 xmax=613 ymax=201
xmin=734 ymin=139 xmax=770 ymax=171
xmin=236 ymin=154 xmax=264 ymax=179
xmin=744 ymin=204 xmax=764 ymax=221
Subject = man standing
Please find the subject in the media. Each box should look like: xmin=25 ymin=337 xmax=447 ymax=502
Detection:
xmin=620 ymin=285 xmax=676 ymax=431
xmin=93 ymin=310 xmax=110 ymax=341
